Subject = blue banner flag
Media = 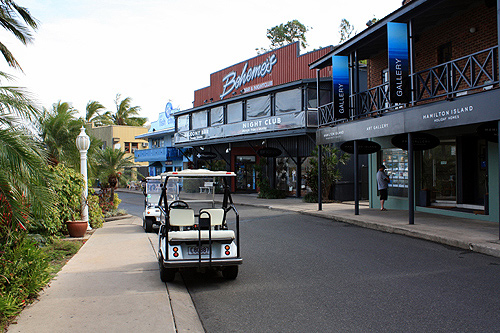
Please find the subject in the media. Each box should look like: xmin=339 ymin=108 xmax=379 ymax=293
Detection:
xmin=387 ymin=22 xmax=409 ymax=103
xmin=332 ymin=56 xmax=349 ymax=120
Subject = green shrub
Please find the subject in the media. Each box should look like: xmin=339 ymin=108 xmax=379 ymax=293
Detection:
xmin=0 ymin=232 xmax=50 ymax=326
xmin=303 ymin=192 xmax=318 ymax=203
xmin=88 ymin=189 xmax=104 ymax=229
xmin=33 ymin=164 xmax=85 ymax=236
xmin=257 ymin=177 xmax=287 ymax=199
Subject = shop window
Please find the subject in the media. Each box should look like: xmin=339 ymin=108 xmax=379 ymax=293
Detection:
xmin=246 ymin=95 xmax=271 ymax=119
xmin=227 ymin=102 xmax=243 ymax=123
xmin=307 ymin=88 xmax=331 ymax=109
xmin=381 ymin=148 xmax=408 ymax=197
xmin=177 ymin=114 xmax=190 ymax=131
xmin=210 ymin=106 xmax=224 ymax=126
xmin=438 ymin=42 xmax=452 ymax=65
xmin=275 ymin=157 xmax=297 ymax=194
xmin=275 ymin=88 xmax=302 ymax=114
xmin=124 ymin=142 xmax=131 ymax=153
xmin=192 ymin=110 xmax=208 ymax=129
xmin=235 ymin=155 xmax=256 ymax=191
xmin=421 ymin=141 xmax=456 ymax=203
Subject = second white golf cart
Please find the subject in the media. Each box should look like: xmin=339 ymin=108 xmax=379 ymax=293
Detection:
xmin=142 ymin=176 xmax=162 ymax=233
xmin=157 ymin=169 xmax=242 ymax=282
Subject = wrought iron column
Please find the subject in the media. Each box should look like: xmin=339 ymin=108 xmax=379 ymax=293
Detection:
xmin=408 ymin=132 xmax=414 ymax=225
xmin=409 ymin=19 xmax=415 ymax=106
xmin=355 ymin=50 xmax=360 ymax=117
xmin=354 ymin=140 xmax=359 ymax=215
xmin=318 ymin=144 xmax=322 ymax=211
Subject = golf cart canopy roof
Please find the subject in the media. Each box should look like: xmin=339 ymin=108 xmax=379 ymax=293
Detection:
xmin=162 ymin=169 xmax=236 ymax=177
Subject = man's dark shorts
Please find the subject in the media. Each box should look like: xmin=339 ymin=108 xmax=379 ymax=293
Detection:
xmin=379 ymin=188 xmax=388 ymax=200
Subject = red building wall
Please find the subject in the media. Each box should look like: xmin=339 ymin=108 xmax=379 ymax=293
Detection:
xmin=367 ymin=2 xmax=497 ymax=91
xmin=194 ymin=42 xmax=333 ymax=107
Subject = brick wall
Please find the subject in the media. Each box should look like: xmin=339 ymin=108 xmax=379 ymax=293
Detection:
xmin=367 ymin=2 xmax=497 ymax=92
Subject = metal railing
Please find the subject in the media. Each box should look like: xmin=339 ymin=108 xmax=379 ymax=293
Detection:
xmin=318 ymin=46 xmax=499 ymax=126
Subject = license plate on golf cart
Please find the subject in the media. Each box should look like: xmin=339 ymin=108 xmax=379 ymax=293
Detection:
xmin=188 ymin=246 xmax=210 ymax=255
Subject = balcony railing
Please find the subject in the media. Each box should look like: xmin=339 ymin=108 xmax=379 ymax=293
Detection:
xmin=318 ymin=46 xmax=499 ymax=126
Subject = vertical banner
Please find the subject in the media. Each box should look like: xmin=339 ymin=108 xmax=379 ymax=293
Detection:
xmin=387 ymin=22 xmax=409 ymax=103
xmin=332 ymin=56 xmax=350 ymax=120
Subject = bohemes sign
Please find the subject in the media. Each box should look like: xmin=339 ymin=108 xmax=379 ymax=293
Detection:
xmin=220 ymin=54 xmax=277 ymax=99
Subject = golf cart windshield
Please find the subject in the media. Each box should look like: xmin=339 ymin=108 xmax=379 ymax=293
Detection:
xmin=160 ymin=169 xmax=236 ymax=212
xmin=144 ymin=176 xmax=162 ymax=206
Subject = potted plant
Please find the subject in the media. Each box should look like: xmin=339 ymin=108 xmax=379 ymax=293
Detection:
xmin=66 ymin=219 xmax=87 ymax=237
xmin=66 ymin=196 xmax=88 ymax=237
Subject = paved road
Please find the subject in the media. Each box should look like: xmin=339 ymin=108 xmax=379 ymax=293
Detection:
xmin=119 ymin=191 xmax=500 ymax=332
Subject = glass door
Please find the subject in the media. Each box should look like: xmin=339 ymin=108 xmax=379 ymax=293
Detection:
xmin=235 ymin=156 xmax=256 ymax=191
xmin=421 ymin=141 xmax=457 ymax=203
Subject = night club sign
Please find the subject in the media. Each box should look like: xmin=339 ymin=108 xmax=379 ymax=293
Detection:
xmin=387 ymin=22 xmax=409 ymax=103
xmin=175 ymin=111 xmax=306 ymax=144
xmin=220 ymin=54 xmax=278 ymax=99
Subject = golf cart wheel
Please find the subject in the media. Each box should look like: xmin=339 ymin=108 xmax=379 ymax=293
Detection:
xmin=222 ymin=265 xmax=238 ymax=280
xmin=144 ymin=217 xmax=154 ymax=233
xmin=158 ymin=254 xmax=176 ymax=282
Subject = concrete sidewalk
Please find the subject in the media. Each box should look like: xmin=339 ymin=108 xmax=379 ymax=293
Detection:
xmin=225 ymin=193 xmax=500 ymax=258
xmin=8 ymin=216 xmax=203 ymax=333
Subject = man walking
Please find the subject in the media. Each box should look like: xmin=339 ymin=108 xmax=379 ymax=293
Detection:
xmin=377 ymin=165 xmax=390 ymax=211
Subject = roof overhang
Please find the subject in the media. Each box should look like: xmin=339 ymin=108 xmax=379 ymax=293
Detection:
xmin=135 ymin=128 xmax=175 ymax=140
xmin=309 ymin=0 xmax=477 ymax=69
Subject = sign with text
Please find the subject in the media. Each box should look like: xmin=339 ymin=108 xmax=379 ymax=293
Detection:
xmin=387 ymin=22 xmax=409 ymax=103
xmin=175 ymin=111 xmax=307 ymax=144
xmin=332 ymin=56 xmax=350 ymax=120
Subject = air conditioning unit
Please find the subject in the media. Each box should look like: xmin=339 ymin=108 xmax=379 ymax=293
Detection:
xmin=132 ymin=148 xmax=137 ymax=152
xmin=142 ymin=142 xmax=148 ymax=147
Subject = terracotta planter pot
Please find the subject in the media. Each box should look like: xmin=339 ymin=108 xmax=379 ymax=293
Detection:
xmin=66 ymin=220 xmax=88 ymax=237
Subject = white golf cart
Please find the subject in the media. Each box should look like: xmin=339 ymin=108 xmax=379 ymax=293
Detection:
xmin=142 ymin=176 xmax=163 ymax=233
xmin=157 ymin=169 xmax=242 ymax=282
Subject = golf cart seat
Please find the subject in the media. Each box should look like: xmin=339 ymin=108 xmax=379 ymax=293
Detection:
xmin=167 ymin=230 xmax=235 ymax=242
xmin=167 ymin=208 xmax=235 ymax=242
xmin=168 ymin=208 xmax=196 ymax=227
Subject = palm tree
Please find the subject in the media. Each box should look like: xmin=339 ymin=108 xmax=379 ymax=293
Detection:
xmin=0 ymin=74 xmax=55 ymax=234
xmin=95 ymin=147 xmax=135 ymax=202
xmin=0 ymin=1 xmax=38 ymax=70
xmin=85 ymin=100 xmax=106 ymax=125
xmin=101 ymin=94 xmax=146 ymax=126
xmin=0 ymin=2 xmax=57 ymax=235
xmin=38 ymin=101 xmax=83 ymax=166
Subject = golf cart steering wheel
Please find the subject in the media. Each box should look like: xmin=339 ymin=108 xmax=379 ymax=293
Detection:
xmin=168 ymin=200 xmax=189 ymax=210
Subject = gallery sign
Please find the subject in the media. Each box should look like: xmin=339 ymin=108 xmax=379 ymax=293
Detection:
xmin=387 ymin=22 xmax=410 ymax=103
xmin=332 ymin=56 xmax=349 ymax=120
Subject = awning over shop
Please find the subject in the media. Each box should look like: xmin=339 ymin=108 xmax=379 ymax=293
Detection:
xmin=149 ymin=161 xmax=162 ymax=167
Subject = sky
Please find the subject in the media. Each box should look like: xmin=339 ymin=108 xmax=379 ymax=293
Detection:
xmin=2 ymin=0 xmax=402 ymax=124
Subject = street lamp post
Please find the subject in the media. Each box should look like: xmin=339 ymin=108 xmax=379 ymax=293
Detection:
xmin=76 ymin=126 xmax=91 ymax=229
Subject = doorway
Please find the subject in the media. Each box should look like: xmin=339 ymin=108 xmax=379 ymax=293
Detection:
xmin=235 ymin=155 xmax=256 ymax=191
xmin=421 ymin=140 xmax=457 ymax=205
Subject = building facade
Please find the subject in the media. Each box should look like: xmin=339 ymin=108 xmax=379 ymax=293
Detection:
xmin=134 ymin=104 xmax=188 ymax=176
xmin=88 ymin=123 xmax=149 ymax=177
xmin=173 ymin=42 xmax=341 ymax=195
xmin=310 ymin=0 xmax=500 ymax=223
